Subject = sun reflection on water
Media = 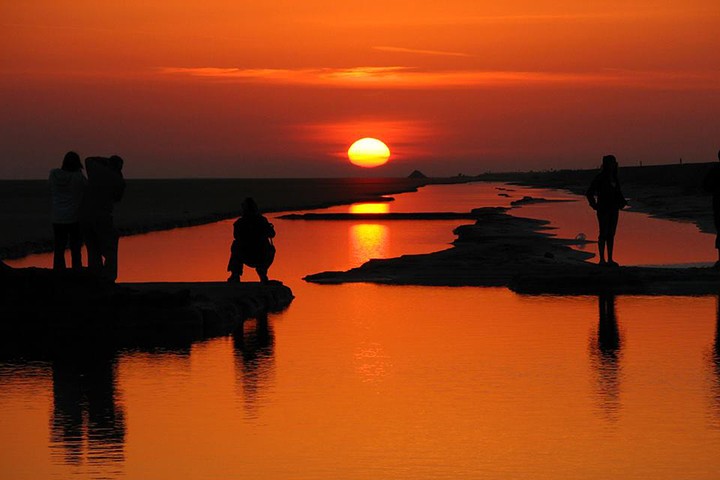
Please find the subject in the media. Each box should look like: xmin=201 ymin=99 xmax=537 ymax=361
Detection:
xmin=349 ymin=203 xmax=390 ymax=214
xmin=350 ymin=224 xmax=389 ymax=265
xmin=354 ymin=343 xmax=392 ymax=384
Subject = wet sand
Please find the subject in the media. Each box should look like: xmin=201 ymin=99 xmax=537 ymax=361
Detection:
xmin=305 ymin=207 xmax=593 ymax=287
xmin=304 ymin=164 xmax=720 ymax=295
xmin=0 ymin=178 xmax=437 ymax=259
xmin=304 ymin=207 xmax=720 ymax=295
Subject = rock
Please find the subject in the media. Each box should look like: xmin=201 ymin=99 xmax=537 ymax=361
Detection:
xmin=0 ymin=266 xmax=294 ymax=346
xmin=510 ymin=196 xmax=575 ymax=207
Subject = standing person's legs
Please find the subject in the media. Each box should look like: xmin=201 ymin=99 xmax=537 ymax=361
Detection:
xmin=596 ymin=212 xmax=607 ymax=264
xmin=53 ymin=224 xmax=70 ymax=270
xmin=83 ymin=220 xmax=103 ymax=273
xmin=68 ymin=222 xmax=83 ymax=270
xmin=97 ymin=216 xmax=119 ymax=282
xmin=605 ymin=209 xmax=619 ymax=264
xmin=714 ymin=201 xmax=720 ymax=264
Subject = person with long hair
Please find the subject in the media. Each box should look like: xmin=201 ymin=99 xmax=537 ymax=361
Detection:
xmin=586 ymin=155 xmax=627 ymax=266
xmin=227 ymin=197 xmax=276 ymax=283
xmin=49 ymin=151 xmax=86 ymax=270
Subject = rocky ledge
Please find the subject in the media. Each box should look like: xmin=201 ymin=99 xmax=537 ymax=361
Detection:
xmin=0 ymin=263 xmax=294 ymax=342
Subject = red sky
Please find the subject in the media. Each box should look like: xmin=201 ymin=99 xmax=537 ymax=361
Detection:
xmin=2 ymin=0 xmax=720 ymax=178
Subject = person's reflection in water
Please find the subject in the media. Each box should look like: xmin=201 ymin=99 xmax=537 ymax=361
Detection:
xmin=711 ymin=296 xmax=720 ymax=426
xmin=590 ymin=294 xmax=623 ymax=421
xmin=233 ymin=314 xmax=275 ymax=418
xmin=50 ymin=348 xmax=125 ymax=472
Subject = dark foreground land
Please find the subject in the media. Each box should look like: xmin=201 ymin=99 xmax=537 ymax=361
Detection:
xmin=0 ymin=177 xmax=440 ymax=259
xmin=0 ymin=262 xmax=294 ymax=345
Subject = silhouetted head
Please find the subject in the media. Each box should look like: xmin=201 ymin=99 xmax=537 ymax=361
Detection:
xmin=242 ymin=197 xmax=260 ymax=216
xmin=602 ymin=154 xmax=618 ymax=173
xmin=108 ymin=155 xmax=124 ymax=172
xmin=62 ymin=151 xmax=82 ymax=172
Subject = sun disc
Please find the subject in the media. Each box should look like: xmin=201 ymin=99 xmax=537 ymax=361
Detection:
xmin=348 ymin=138 xmax=391 ymax=168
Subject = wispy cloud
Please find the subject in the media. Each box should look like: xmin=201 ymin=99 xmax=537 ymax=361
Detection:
xmin=160 ymin=66 xmax=409 ymax=84
xmin=296 ymin=9 xmax=714 ymax=28
xmin=373 ymin=46 xmax=471 ymax=58
xmin=160 ymin=66 xmax=720 ymax=90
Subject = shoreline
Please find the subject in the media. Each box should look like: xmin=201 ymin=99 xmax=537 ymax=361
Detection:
xmin=6 ymin=163 xmax=717 ymax=294
xmin=0 ymin=177 xmax=472 ymax=260
xmin=304 ymin=207 xmax=720 ymax=295
xmin=477 ymin=162 xmax=717 ymax=235
xmin=303 ymin=163 xmax=720 ymax=295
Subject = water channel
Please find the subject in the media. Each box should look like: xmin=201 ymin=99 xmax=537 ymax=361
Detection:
xmin=3 ymin=182 xmax=720 ymax=479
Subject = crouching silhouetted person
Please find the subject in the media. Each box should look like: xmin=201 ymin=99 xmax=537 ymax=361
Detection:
xmin=49 ymin=151 xmax=86 ymax=270
xmin=81 ymin=156 xmax=125 ymax=282
xmin=703 ymin=149 xmax=720 ymax=267
xmin=227 ymin=198 xmax=276 ymax=283
xmin=586 ymin=155 xmax=627 ymax=266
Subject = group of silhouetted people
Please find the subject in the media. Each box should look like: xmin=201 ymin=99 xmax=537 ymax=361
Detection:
xmin=50 ymin=151 xmax=276 ymax=283
xmin=587 ymin=150 xmax=720 ymax=267
xmin=52 ymin=149 xmax=720 ymax=279
xmin=50 ymin=152 xmax=125 ymax=281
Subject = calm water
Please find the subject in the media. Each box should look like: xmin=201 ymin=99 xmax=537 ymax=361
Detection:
xmin=3 ymin=183 xmax=720 ymax=479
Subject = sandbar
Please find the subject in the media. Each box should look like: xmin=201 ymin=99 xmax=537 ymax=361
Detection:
xmin=306 ymin=163 xmax=720 ymax=295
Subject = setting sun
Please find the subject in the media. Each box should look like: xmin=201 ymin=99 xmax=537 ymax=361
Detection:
xmin=347 ymin=138 xmax=391 ymax=168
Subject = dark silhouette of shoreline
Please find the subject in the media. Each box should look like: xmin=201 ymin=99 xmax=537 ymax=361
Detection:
xmin=478 ymin=161 xmax=719 ymax=237
xmin=0 ymin=178 xmax=436 ymax=260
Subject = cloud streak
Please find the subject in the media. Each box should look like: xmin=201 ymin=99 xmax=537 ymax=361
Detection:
xmin=373 ymin=46 xmax=471 ymax=57
xmin=160 ymin=66 xmax=720 ymax=91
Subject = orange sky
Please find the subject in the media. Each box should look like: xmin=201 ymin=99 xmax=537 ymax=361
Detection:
xmin=2 ymin=0 xmax=720 ymax=177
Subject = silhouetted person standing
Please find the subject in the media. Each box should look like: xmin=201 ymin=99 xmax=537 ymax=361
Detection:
xmin=586 ymin=155 xmax=627 ymax=266
xmin=227 ymin=198 xmax=275 ymax=283
xmin=702 ymin=150 xmax=720 ymax=267
xmin=81 ymin=156 xmax=125 ymax=282
xmin=49 ymin=151 xmax=86 ymax=270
